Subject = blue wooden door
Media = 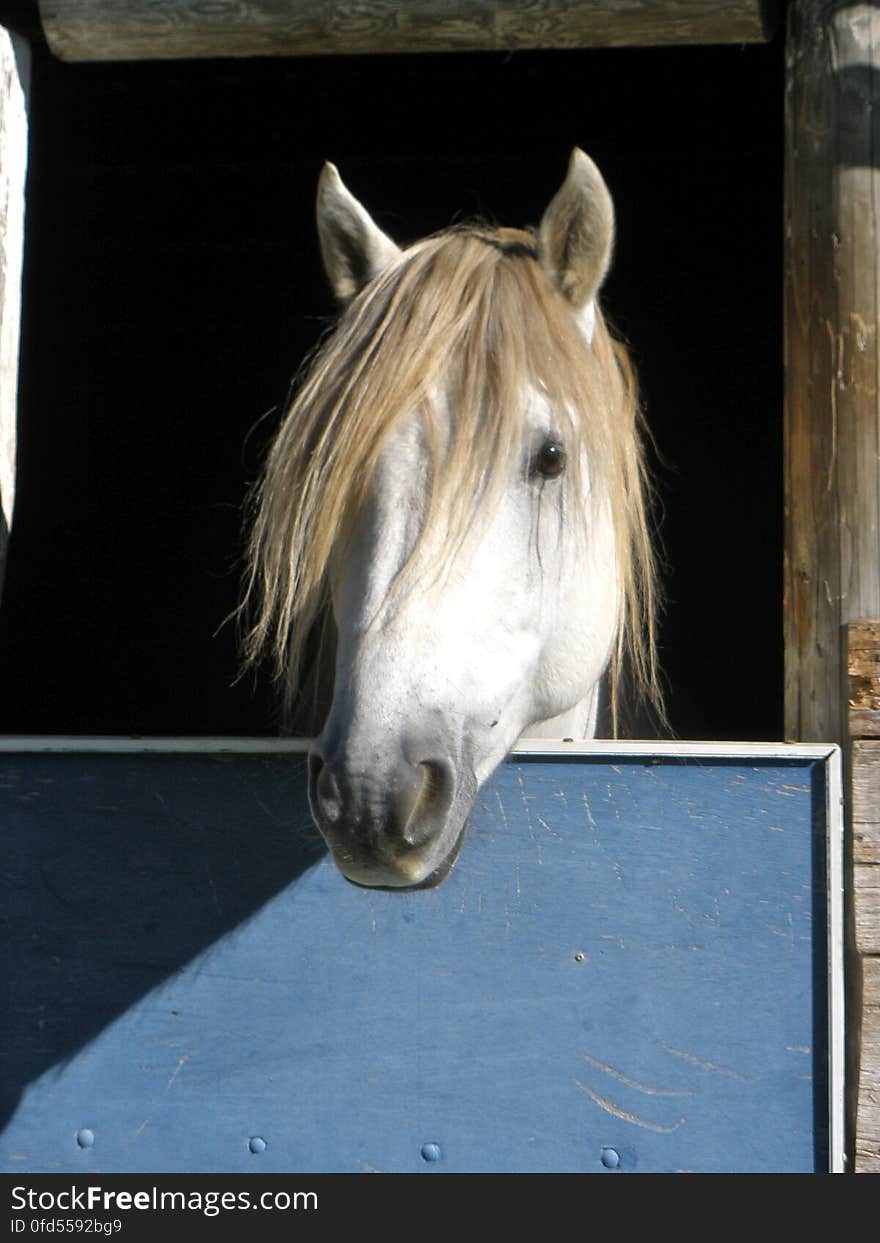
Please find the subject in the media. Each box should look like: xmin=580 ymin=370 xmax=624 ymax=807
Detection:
xmin=1 ymin=744 xmax=840 ymax=1173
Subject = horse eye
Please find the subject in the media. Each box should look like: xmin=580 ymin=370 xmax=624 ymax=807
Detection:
xmin=529 ymin=439 xmax=566 ymax=480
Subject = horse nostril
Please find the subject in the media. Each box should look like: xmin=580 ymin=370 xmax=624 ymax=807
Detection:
xmin=308 ymin=747 xmax=458 ymax=858
xmin=307 ymin=751 xmax=323 ymax=804
xmin=395 ymin=759 xmax=455 ymax=846
xmin=390 ymin=762 xmax=424 ymax=844
xmin=418 ymin=760 xmax=452 ymax=816
xmin=308 ymin=752 xmax=343 ymax=825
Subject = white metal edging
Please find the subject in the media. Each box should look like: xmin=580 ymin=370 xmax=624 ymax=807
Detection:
xmin=513 ymin=737 xmax=842 ymax=761
xmin=0 ymin=733 xmax=845 ymax=1172
xmin=823 ymin=744 xmax=846 ymax=1173
xmin=0 ymin=735 xmax=312 ymax=753
xmin=0 ymin=735 xmax=842 ymax=760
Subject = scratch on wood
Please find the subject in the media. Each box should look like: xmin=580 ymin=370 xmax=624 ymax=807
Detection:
xmin=583 ymin=1053 xmax=694 ymax=1097
xmin=166 ymin=1052 xmax=192 ymax=1089
xmin=770 ymin=910 xmax=796 ymax=950
xmin=39 ymin=862 xmax=73 ymax=908
xmin=131 ymin=1118 xmax=151 ymax=1140
xmin=516 ymin=771 xmax=540 ymax=859
xmin=849 ymin=309 xmax=873 ymax=348
xmin=581 ymin=791 xmax=597 ymax=828
xmin=536 ymin=813 xmax=560 ymax=839
xmin=253 ymin=793 xmax=282 ymax=824
xmin=573 ymin=1079 xmax=685 ymax=1133
xmin=205 ymin=863 xmax=221 ymax=916
xmin=663 ymin=1046 xmax=751 ymax=1082
xmin=494 ymin=788 xmax=510 ymax=832
xmin=825 ymin=319 xmax=841 ymax=493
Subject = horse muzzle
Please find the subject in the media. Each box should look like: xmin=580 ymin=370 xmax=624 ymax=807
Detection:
xmin=307 ymin=746 xmax=470 ymax=888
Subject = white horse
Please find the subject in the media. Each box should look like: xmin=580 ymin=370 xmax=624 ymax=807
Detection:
xmin=244 ymin=150 xmax=658 ymax=888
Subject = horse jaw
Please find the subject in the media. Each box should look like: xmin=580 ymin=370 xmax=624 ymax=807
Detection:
xmin=520 ymin=688 xmax=601 ymax=741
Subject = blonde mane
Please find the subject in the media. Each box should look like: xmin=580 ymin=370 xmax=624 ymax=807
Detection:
xmin=242 ymin=224 xmax=659 ymax=727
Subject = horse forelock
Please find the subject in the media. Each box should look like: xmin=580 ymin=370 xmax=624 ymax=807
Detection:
xmin=241 ymin=224 xmax=659 ymax=724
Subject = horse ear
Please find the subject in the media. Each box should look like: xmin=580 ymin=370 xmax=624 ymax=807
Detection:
xmin=316 ymin=162 xmax=402 ymax=304
xmin=538 ymin=149 xmax=615 ymax=340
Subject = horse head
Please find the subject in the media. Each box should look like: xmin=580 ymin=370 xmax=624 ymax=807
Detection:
xmin=245 ymin=151 xmax=656 ymax=888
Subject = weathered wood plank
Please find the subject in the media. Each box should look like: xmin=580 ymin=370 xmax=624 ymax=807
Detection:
xmin=856 ymin=956 xmax=880 ymax=1172
xmin=847 ymin=641 xmax=880 ymax=1166
xmin=863 ymin=954 xmax=880 ymax=1006
xmin=849 ymin=620 xmax=880 ymax=651
xmin=0 ymin=28 xmax=28 ymax=608
xmin=849 ymin=654 xmax=880 ymax=679
xmin=855 ymin=866 xmax=880 ymax=953
xmin=852 ymin=819 xmax=880 ymax=866
xmin=849 ymin=621 xmax=880 ymax=735
xmin=36 ymin=0 xmax=774 ymax=61
xmin=784 ymin=4 xmax=880 ymax=745
xmin=851 ymin=709 xmax=880 ymax=737
xmin=852 ymin=740 xmax=880 ymax=868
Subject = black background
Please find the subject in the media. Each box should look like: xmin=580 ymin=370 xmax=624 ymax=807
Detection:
xmin=0 ymin=22 xmax=784 ymax=740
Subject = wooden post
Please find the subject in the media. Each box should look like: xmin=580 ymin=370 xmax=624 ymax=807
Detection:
xmin=786 ymin=9 xmax=880 ymax=1166
xmin=35 ymin=0 xmax=772 ymax=61
xmin=0 ymin=27 xmax=28 ymax=606
xmin=784 ymin=3 xmax=880 ymax=746
xmin=847 ymin=620 xmax=880 ymax=1171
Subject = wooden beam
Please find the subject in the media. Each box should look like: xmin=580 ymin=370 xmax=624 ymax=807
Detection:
xmin=785 ymin=3 xmax=880 ymax=746
xmin=852 ymin=739 xmax=880 ymax=866
xmin=847 ymin=622 xmax=880 ymax=1170
xmin=849 ymin=618 xmax=880 ymax=737
xmin=0 ymin=27 xmax=28 ymax=607
xmin=856 ymin=955 xmax=880 ymax=1171
xmin=852 ymin=721 xmax=880 ymax=953
xmin=36 ymin=0 xmax=774 ymax=62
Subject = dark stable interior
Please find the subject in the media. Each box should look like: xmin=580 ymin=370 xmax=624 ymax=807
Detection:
xmin=0 ymin=29 xmax=783 ymax=740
